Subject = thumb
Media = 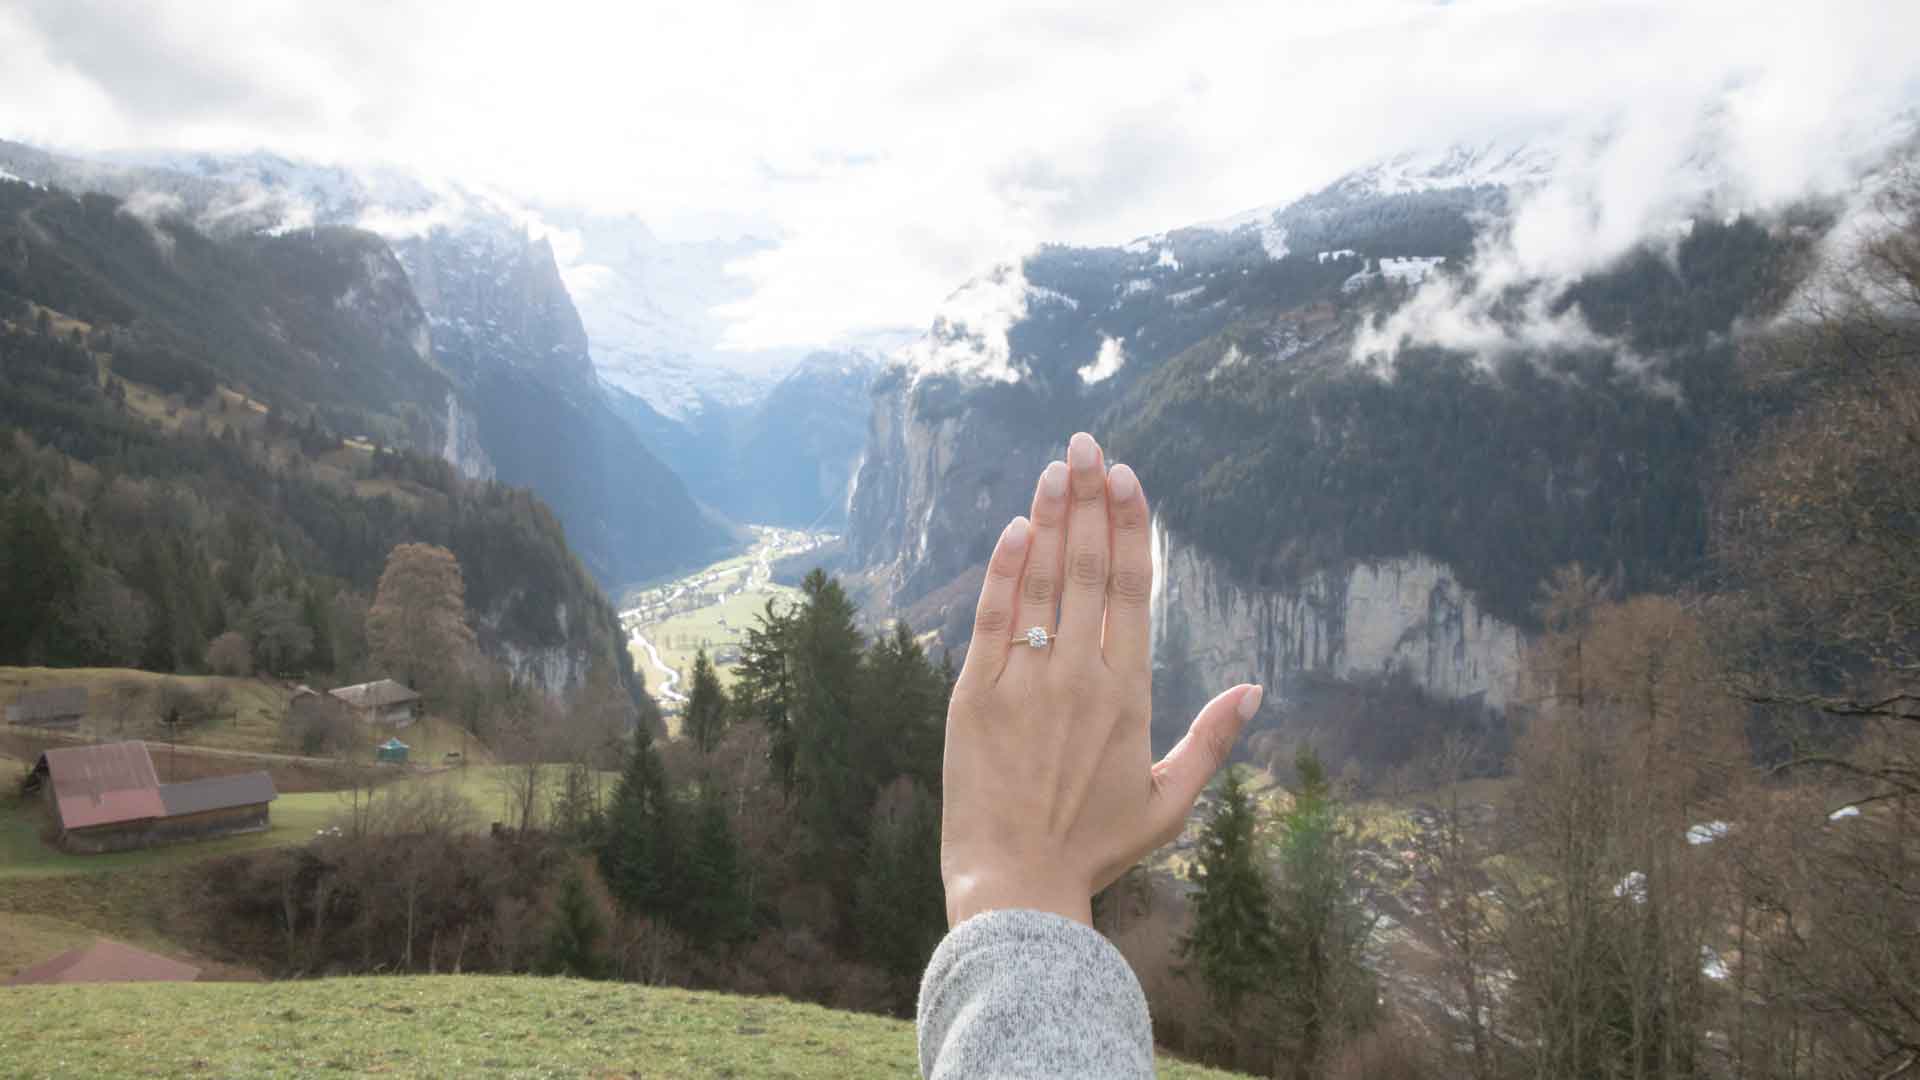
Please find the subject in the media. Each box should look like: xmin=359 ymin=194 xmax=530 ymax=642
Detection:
xmin=1147 ymin=684 xmax=1263 ymax=844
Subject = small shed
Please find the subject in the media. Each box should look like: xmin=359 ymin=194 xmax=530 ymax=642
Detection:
xmin=5 ymin=686 xmax=87 ymax=728
xmin=376 ymin=737 xmax=410 ymax=765
xmin=4 ymin=940 xmax=200 ymax=985
xmin=328 ymin=679 xmax=423 ymax=727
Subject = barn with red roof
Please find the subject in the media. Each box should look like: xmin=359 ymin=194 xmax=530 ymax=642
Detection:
xmin=24 ymin=741 xmax=277 ymax=853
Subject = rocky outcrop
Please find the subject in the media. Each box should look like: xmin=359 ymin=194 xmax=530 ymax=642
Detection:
xmin=441 ymin=391 xmax=493 ymax=481
xmin=1150 ymin=516 xmax=1522 ymax=712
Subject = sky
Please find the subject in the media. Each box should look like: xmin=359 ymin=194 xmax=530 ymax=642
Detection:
xmin=2 ymin=0 xmax=1918 ymax=353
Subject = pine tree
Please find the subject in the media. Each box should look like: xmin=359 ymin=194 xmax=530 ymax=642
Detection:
xmin=1271 ymin=748 xmax=1376 ymax=1077
xmin=1181 ymin=767 xmax=1281 ymax=1017
xmin=680 ymin=784 xmax=753 ymax=945
xmin=685 ymin=647 xmax=730 ymax=754
xmin=598 ymin=737 xmax=677 ymax=918
xmin=538 ymin=865 xmax=608 ymax=978
xmin=735 ymin=597 xmax=798 ymax=789
xmin=854 ymin=781 xmax=946 ymax=980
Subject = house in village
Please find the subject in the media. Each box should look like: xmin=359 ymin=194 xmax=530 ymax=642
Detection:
xmin=327 ymin=679 xmax=423 ymax=727
xmin=5 ymin=686 xmax=87 ymax=728
xmin=23 ymin=741 xmax=277 ymax=854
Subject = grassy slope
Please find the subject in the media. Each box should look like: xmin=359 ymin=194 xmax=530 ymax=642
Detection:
xmin=0 ymin=666 xmax=492 ymax=765
xmin=0 ymin=975 xmax=1244 ymax=1078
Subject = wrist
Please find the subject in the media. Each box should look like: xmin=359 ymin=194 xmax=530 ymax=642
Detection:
xmin=944 ymin=867 xmax=1094 ymax=928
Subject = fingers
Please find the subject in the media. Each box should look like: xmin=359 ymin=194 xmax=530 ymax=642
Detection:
xmin=957 ymin=516 xmax=1031 ymax=690
xmin=1101 ymin=463 xmax=1153 ymax=676
xmin=1013 ymin=460 xmax=1070 ymax=648
xmin=1055 ymin=432 xmax=1110 ymax=663
xmin=1146 ymin=685 xmax=1263 ymax=844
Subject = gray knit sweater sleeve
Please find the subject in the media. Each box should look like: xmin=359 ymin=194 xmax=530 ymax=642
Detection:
xmin=917 ymin=909 xmax=1154 ymax=1078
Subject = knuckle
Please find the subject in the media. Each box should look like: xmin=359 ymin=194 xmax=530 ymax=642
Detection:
xmin=1203 ymin=724 xmax=1236 ymax=769
xmin=1069 ymin=547 xmax=1107 ymax=587
xmin=1109 ymin=562 xmax=1152 ymax=606
xmin=1021 ymin=566 xmax=1056 ymax=604
xmin=973 ymin=604 xmax=1011 ymax=638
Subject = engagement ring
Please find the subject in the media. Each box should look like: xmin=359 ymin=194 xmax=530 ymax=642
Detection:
xmin=1021 ymin=626 xmax=1053 ymax=648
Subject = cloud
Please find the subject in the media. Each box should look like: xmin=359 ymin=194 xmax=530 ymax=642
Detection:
xmin=1078 ymin=336 xmax=1128 ymax=385
xmin=1351 ymin=4 xmax=1920 ymax=374
xmin=1 ymin=0 xmax=1917 ymax=353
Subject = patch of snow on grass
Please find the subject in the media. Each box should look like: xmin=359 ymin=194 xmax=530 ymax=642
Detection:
xmin=1686 ymin=821 xmax=1731 ymax=845
xmin=1701 ymin=946 xmax=1730 ymax=981
xmin=1613 ymin=871 xmax=1647 ymax=903
xmin=1830 ymin=805 xmax=1861 ymax=821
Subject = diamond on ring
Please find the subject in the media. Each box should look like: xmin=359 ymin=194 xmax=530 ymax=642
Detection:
xmin=1022 ymin=626 xmax=1052 ymax=649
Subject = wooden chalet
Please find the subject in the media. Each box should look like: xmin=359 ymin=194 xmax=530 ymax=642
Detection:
xmin=5 ymin=685 xmax=87 ymax=728
xmin=24 ymin=741 xmax=277 ymax=854
xmin=328 ymin=679 xmax=423 ymax=727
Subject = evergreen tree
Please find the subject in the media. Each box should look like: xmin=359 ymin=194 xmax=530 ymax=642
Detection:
xmin=1270 ymin=748 xmax=1377 ymax=1077
xmin=538 ymin=865 xmax=608 ymax=978
xmin=854 ymin=781 xmax=946 ymax=981
xmin=1181 ymin=767 xmax=1281 ymax=1017
xmin=786 ymin=570 xmax=868 ymax=913
xmin=855 ymin=621 xmax=947 ymax=792
xmin=685 ymin=647 xmax=730 ymax=754
xmin=734 ymin=597 xmax=798 ymax=788
xmin=679 ymin=783 xmax=753 ymax=946
xmin=598 ymin=737 xmax=677 ymax=918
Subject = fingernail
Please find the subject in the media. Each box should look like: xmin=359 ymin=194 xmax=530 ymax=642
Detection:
xmin=1108 ymin=463 xmax=1139 ymax=502
xmin=1041 ymin=461 xmax=1068 ymax=498
xmin=1069 ymin=432 xmax=1098 ymax=470
xmin=1004 ymin=516 xmax=1030 ymax=549
xmin=1237 ymin=685 xmax=1264 ymax=721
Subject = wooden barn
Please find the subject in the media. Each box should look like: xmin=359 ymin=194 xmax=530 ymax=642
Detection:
xmin=24 ymin=741 xmax=278 ymax=854
xmin=328 ymin=679 xmax=423 ymax=727
xmin=5 ymin=686 xmax=87 ymax=728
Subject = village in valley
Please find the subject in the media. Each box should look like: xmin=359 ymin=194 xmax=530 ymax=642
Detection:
xmin=620 ymin=526 xmax=834 ymax=717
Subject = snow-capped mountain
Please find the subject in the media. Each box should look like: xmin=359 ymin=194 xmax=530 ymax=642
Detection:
xmin=0 ymin=140 xmax=736 ymax=589
xmin=847 ymin=128 xmax=1902 ymax=758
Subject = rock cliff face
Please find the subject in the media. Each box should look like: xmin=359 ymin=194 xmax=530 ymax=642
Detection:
xmin=1150 ymin=517 xmax=1521 ymax=712
xmin=844 ymin=140 xmax=1813 ymax=762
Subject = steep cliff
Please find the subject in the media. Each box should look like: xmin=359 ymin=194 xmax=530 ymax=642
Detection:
xmin=847 ymin=143 xmax=1827 ymax=764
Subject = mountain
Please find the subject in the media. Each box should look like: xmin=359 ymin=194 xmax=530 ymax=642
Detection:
xmin=608 ymin=348 xmax=880 ymax=529
xmin=0 ymin=141 xmax=736 ymax=590
xmin=845 ymin=135 xmax=1840 ymax=765
xmin=0 ymin=174 xmax=652 ymax=704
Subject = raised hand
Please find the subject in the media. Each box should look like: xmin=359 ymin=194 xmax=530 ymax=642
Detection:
xmin=939 ymin=431 xmax=1263 ymax=927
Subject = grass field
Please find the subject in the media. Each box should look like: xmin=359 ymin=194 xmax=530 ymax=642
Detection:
xmin=0 ymin=666 xmax=289 ymax=753
xmin=639 ymin=584 xmax=795 ymax=694
xmin=0 ymin=975 xmax=1245 ymax=1078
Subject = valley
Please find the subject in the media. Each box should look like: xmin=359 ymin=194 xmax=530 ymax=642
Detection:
xmin=620 ymin=526 xmax=836 ymax=713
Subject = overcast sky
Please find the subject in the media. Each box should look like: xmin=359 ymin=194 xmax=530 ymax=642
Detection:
xmin=2 ymin=0 xmax=1917 ymax=351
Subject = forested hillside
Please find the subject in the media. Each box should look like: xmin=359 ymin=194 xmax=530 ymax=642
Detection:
xmin=0 ymin=176 xmax=643 ymax=703
xmin=0 ymin=144 xmax=738 ymax=589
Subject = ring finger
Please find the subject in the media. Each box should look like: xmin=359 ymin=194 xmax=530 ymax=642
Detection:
xmin=1010 ymin=459 xmax=1070 ymax=665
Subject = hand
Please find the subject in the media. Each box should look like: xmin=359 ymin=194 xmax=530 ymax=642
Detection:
xmin=940 ymin=431 xmax=1263 ymax=928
